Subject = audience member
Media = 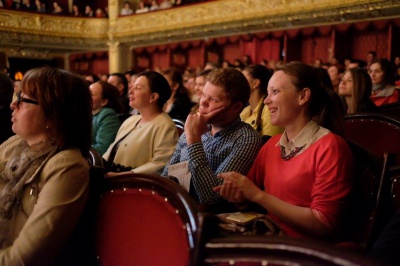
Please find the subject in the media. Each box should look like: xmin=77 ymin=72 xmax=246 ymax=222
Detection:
xmin=135 ymin=0 xmax=148 ymax=14
xmin=84 ymin=5 xmax=93 ymax=17
xmin=103 ymin=70 xmax=178 ymax=175
xmin=161 ymin=67 xmax=193 ymax=121
xmin=232 ymin=59 xmax=245 ymax=70
xmin=215 ymin=62 xmax=353 ymax=240
xmin=34 ymin=0 xmax=45 ymax=12
xmin=204 ymin=61 xmax=220 ymax=70
xmin=338 ymin=68 xmax=378 ymax=114
xmin=90 ymin=81 xmax=122 ymax=155
xmin=240 ymin=64 xmax=283 ymax=138
xmin=159 ymin=0 xmax=172 ymax=9
xmin=107 ymin=73 xmax=130 ymax=113
xmin=84 ymin=73 xmax=100 ymax=84
xmin=221 ymin=60 xmax=232 ymax=68
xmin=366 ymin=50 xmax=377 ymax=70
xmin=0 ymin=72 xmax=14 ymax=144
xmin=190 ymin=69 xmax=212 ymax=114
xmin=20 ymin=0 xmax=35 ymax=11
xmin=51 ymin=1 xmax=63 ymax=14
xmin=0 ymin=66 xmax=92 ymax=264
xmin=70 ymin=4 xmax=80 ymax=16
xmin=95 ymin=8 xmax=106 ymax=18
xmin=369 ymin=58 xmax=399 ymax=106
xmin=327 ymin=64 xmax=344 ymax=93
xmin=120 ymin=1 xmax=133 ymax=16
xmin=162 ymin=68 xmax=262 ymax=212
xmin=149 ymin=0 xmax=159 ymax=11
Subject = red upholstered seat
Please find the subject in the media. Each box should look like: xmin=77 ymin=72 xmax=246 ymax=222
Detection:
xmin=95 ymin=173 xmax=199 ymax=266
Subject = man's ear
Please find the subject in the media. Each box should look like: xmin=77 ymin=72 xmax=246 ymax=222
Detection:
xmin=231 ymin=101 xmax=243 ymax=114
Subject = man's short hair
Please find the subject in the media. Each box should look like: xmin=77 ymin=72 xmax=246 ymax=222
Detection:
xmin=206 ymin=68 xmax=250 ymax=110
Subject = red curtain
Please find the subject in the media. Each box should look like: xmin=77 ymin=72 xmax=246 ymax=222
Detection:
xmin=258 ymin=39 xmax=281 ymax=63
xmin=188 ymin=47 xmax=204 ymax=69
xmin=223 ymin=43 xmax=241 ymax=64
xmin=92 ymin=58 xmax=109 ymax=75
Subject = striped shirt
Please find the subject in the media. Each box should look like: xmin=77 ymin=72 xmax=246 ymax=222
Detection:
xmin=162 ymin=118 xmax=262 ymax=204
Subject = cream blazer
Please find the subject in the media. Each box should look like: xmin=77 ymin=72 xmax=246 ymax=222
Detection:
xmin=0 ymin=135 xmax=90 ymax=265
xmin=103 ymin=112 xmax=179 ymax=174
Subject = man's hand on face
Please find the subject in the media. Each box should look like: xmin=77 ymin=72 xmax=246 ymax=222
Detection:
xmin=185 ymin=106 xmax=226 ymax=145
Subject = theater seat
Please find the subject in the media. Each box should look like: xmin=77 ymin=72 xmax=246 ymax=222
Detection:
xmin=202 ymin=235 xmax=379 ymax=266
xmin=95 ymin=173 xmax=200 ymax=266
xmin=173 ymin=118 xmax=185 ymax=136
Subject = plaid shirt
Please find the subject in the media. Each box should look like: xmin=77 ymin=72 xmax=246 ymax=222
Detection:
xmin=162 ymin=118 xmax=262 ymax=204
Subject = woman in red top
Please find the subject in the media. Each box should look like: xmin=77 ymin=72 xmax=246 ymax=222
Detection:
xmin=214 ymin=62 xmax=353 ymax=239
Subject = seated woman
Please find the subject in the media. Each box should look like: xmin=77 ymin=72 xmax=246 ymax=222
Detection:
xmin=103 ymin=70 xmax=178 ymax=176
xmin=240 ymin=64 xmax=284 ymax=138
xmin=369 ymin=58 xmax=399 ymax=106
xmin=214 ymin=62 xmax=354 ymax=240
xmin=339 ymin=68 xmax=378 ymax=114
xmin=90 ymin=81 xmax=123 ymax=155
xmin=0 ymin=66 xmax=92 ymax=264
xmin=161 ymin=67 xmax=193 ymax=121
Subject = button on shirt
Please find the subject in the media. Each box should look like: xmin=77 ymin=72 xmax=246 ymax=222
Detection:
xmin=162 ymin=118 xmax=262 ymax=204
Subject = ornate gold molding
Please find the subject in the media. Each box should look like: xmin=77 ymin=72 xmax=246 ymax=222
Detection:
xmin=0 ymin=0 xmax=399 ymax=57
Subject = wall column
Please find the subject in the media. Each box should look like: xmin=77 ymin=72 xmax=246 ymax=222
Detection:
xmin=107 ymin=0 xmax=129 ymax=73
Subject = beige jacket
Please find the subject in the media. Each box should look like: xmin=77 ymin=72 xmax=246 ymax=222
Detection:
xmin=0 ymin=135 xmax=90 ymax=266
xmin=103 ymin=112 xmax=179 ymax=174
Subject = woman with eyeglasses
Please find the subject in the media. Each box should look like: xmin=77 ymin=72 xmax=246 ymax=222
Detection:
xmin=0 ymin=66 xmax=92 ymax=264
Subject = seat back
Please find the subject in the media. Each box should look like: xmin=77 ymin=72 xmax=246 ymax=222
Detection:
xmin=202 ymin=235 xmax=380 ymax=266
xmin=344 ymin=113 xmax=400 ymax=164
xmin=173 ymin=118 xmax=185 ymax=136
xmin=378 ymin=103 xmax=400 ymax=119
xmin=95 ymin=173 xmax=199 ymax=266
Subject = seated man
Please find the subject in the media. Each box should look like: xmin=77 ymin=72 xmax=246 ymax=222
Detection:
xmin=162 ymin=68 xmax=262 ymax=212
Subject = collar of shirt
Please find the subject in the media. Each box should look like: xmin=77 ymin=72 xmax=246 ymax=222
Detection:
xmin=277 ymin=120 xmax=321 ymax=154
xmin=209 ymin=117 xmax=242 ymax=138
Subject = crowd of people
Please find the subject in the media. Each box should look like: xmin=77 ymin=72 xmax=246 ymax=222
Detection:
xmin=0 ymin=0 xmax=209 ymax=17
xmin=0 ymin=51 xmax=399 ymax=264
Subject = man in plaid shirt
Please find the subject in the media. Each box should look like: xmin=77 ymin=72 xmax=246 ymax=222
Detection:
xmin=163 ymin=68 xmax=262 ymax=212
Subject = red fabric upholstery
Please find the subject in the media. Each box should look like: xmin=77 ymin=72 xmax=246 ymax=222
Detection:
xmin=95 ymin=174 xmax=199 ymax=266
xmin=345 ymin=113 xmax=400 ymax=164
xmin=96 ymin=189 xmax=189 ymax=266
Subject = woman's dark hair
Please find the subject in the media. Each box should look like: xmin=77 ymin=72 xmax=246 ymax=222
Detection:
xmin=0 ymin=72 xmax=13 ymax=106
xmin=343 ymin=68 xmax=373 ymax=113
xmin=137 ymin=70 xmax=171 ymax=111
xmin=23 ymin=66 xmax=92 ymax=157
xmin=96 ymin=81 xmax=124 ymax=113
xmin=277 ymin=61 xmax=344 ymax=136
xmin=109 ymin=73 xmax=129 ymax=96
xmin=243 ymin=64 xmax=272 ymax=95
xmin=371 ymin=58 xmax=396 ymax=85
xmin=160 ymin=67 xmax=188 ymax=98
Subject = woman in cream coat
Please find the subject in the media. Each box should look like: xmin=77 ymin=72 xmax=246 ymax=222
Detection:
xmin=0 ymin=66 xmax=92 ymax=265
xmin=103 ymin=70 xmax=178 ymax=176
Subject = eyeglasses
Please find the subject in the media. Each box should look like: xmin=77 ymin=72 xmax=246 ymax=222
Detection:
xmin=16 ymin=91 xmax=39 ymax=108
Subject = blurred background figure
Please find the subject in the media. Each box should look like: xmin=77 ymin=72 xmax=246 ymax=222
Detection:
xmin=90 ymin=81 xmax=123 ymax=155
xmin=369 ymin=58 xmax=399 ymax=106
xmin=338 ymin=68 xmax=378 ymax=114
xmin=0 ymin=72 xmax=14 ymax=144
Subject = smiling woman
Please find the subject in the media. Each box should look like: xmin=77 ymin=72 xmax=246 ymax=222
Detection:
xmin=0 ymin=66 xmax=92 ymax=265
xmin=215 ymin=62 xmax=354 ymax=240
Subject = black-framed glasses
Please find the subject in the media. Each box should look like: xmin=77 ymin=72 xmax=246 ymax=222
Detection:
xmin=16 ymin=91 xmax=39 ymax=108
